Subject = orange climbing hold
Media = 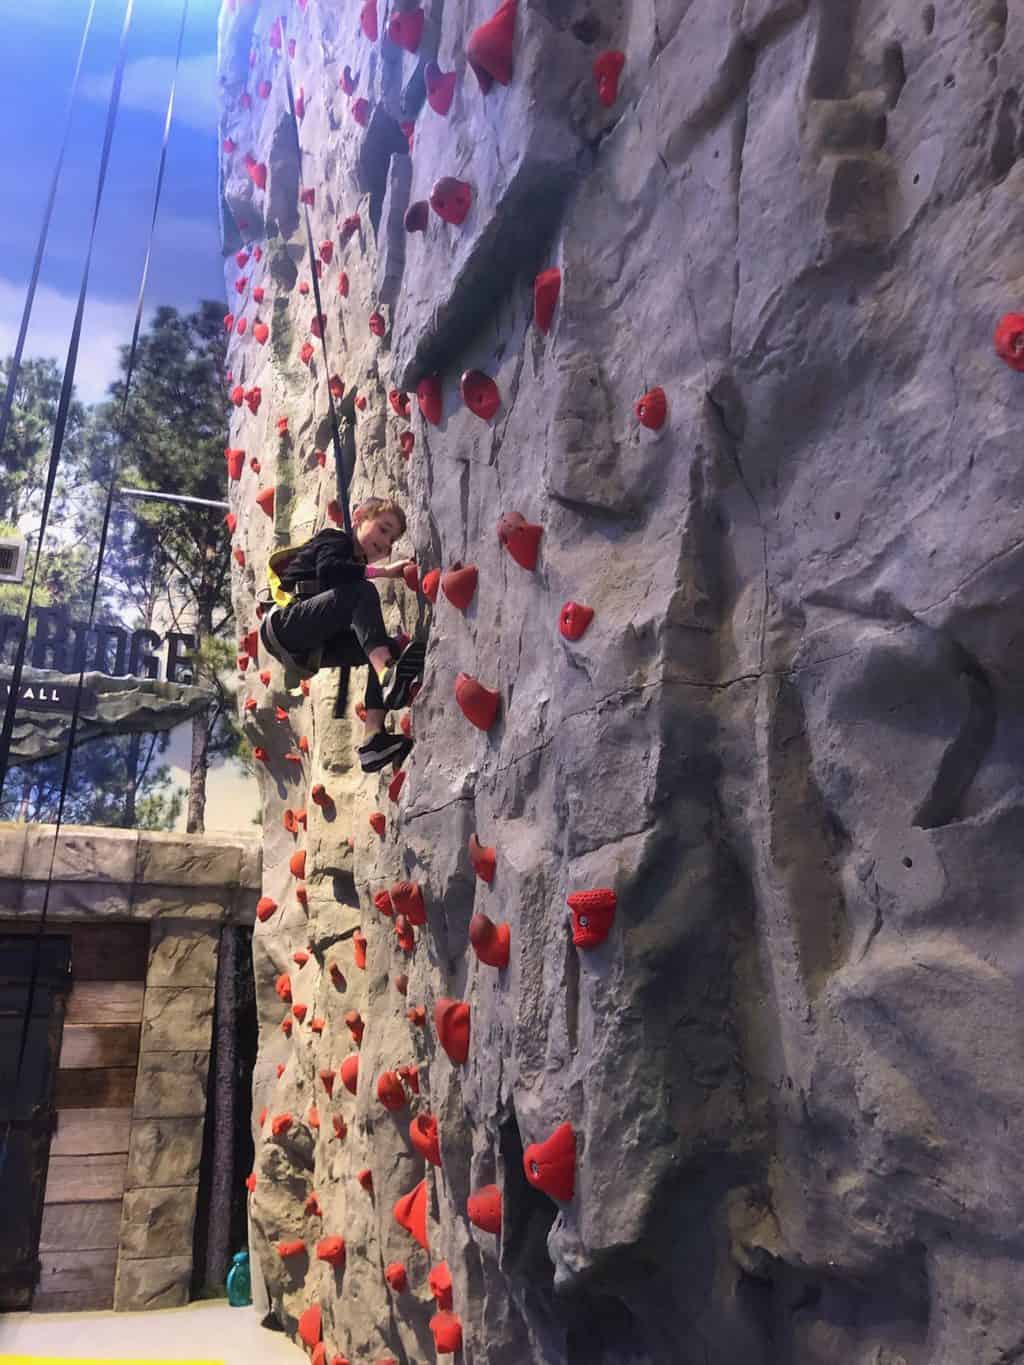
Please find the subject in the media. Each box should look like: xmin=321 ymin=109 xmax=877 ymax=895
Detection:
xmin=259 ymin=670 xmax=271 ymax=686
xmin=460 ymin=371 xmax=500 ymax=420
xmin=298 ymin=1305 xmax=321 ymax=1349
xmin=274 ymin=973 xmax=292 ymax=1003
xmin=244 ymin=697 xmax=257 ymax=714
xmin=289 ymin=849 xmax=307 ymax=879
xmin=384 ymin=1262 xmax=408 ymax=1292
xmin=225 ymin=448 xmax=245 ymax=481
xmin=393 ymin=1178 xmax=429 ymax=1248
xmin=390 ymin=881 xmax=425 ymax=925
xmin=353 ymin=931 xmax=368 ymax=969
xmin=467 ymin=1184 xmax=501 ymax=1233
xmin=434 ymin=998 xmax=470 ymax=1063
xmin=593 ymin=49 xmax=625 ymax=106
xmin=292 ymin=1002 xmax=307 ymax=1022
xmin=310 ymin=1019 xmax=325 ymax=1036
xmin=417 ymin=374 xmax=442 ymax=425
xmin=995 ymin=313 xmax=1024 ymax=370
xmin=498 ymin=511 xmax=542 ymax=569
xmin=559 ymin=601 xmax=594 ymax=641
xmin=635 ymin=386 xmax=667 ymax=430
xmin=469 ymin=912 xmax=510 ymax=968
xmin=468 ymin=833 xmax=496 ymax=883
xmin=387 ymin=769 xmax=406 ymax=802
xmin=430 ymin=176 xmax=472 ymax=226
xmin=345 ymin=1009 xmax=365 ymax=1044
xmin=567 ymin=887 xmax=617 ymax=948
xmin=341 ymin=1054 xmax=360 ymax=1094
xmin=271 ymin=1113 xmax=293 ymax=1138
xmin=455 ymin=673 xmax=500 ymax=731
xmin=523 ymin=1121 xmax=576 ymax=1202
xmin=245 ymin=1172 xmax=257 ymax=1192
xmin=292 ymin=948 xmax=310 ymax=965
xmin=430 ymin=1312 xmax=463 ymax=1355
xmin=256 ymin=896 xmax=278 ymax=922
xmin=533 ymin=267 xmax=561 ymax=334
xmin=428 ymin=1262 xmax=453 ymax=1310
xmin=467 ymin=0 xmax=517 ymax=91
xmin=317 ymin=1236 xmax=346 ymax=1266
xmin=421 ymin=568 xmax=440 ymax=602
xmin=370 ymin=811 xmax=386 ymax=837
xmin=278 ymin=1239 xmax=305 ymax=1259
xmin=441 ymin=563 xmax=478 ymax=609
xmin=409 ymin=1113 xmax=441 ymax=1166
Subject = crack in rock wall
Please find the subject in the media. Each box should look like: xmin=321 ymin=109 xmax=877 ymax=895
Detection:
xmin=219 ymin=0 xmax=1024 ymax=1360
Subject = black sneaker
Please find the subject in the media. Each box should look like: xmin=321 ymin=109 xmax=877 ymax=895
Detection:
xmin=381 ymin=640 xmax=426 ymax=711
xmin=358 ymin=730 xmax=413 ymax=773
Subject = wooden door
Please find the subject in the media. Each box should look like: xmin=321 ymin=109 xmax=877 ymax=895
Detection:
xmin=0 ymin=934 xmax=71 ymax=1310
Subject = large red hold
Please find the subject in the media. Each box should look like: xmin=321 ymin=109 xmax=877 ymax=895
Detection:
xmin=289 ymin=849 xmax=307 ymax=879
xmin=467 ymin=1184 xmax=501 ymax=1233
xmin=225 ymin=448 xmax=245 ymax=481
xmin=340 ymin=1054 xmax=360 ymax=1094
xmin=421 ymin=568 xmax=440 ymax=602
xmin=995 ymin=312 xmax=1024 ymax=371
xmin=434 ymin=997 xmax=470 ymax=1063
xmin=523 ymin=1121 xmax=576 ymax=1202
xmin=559 ymin=601 xmax=594 ymax=641
xmin=417 ymin=374 xmax=442 ymax=425
xmin=393 ymin=1178 xmax=428 ymax=1248
xmin=461 ymin=370 xmax=500 ymax=420
xmin=567 ymin=888 xmax=617 ymax=948
xmin=428 ymin=1261 xmax=453 ymax=1310
xmin=388 ymin=6 xmax=423 ymax=51
xmin=316 ymin=1236 xmax=346 ymax=1266
xmin=253 ymin=321 xmax=269 ymax=345
xmin=424 ymin=61 xmax=456 ymax=116
xmin=430 ymin=1312 xmax=463 ymax=1355
xmin=409 ymin=1112 xmax=441 ymax=1166
xmin=390 ymin=881 xmax=426 ymax=926
xmin=442 ymin=563 xmax=478 ymax=609
xmin=430 ymin=177 xmax=472 ymax=226
xmin=455 ymin=673 xmax=500 ymax=731
xmin=469 ymin=912 xmax=510 ymax=968
xmin=369 ymin=811 xmax=386 ymax=837
xmin=467 ymin=0 xmax=517 ymax=92
xmin=635 ymin=386 xmax=667 ymax=430
xmin=533 ymin=267 xmax=561 ymax=334
xmin=377 ymin=1070 xmax=407 ymax=1111
xmin=256 ymin=896 xmax=278 ymax=922
xmin=497 ymin=511 xmax=542 ymax=569
xmin=298 ymin=1304 xmax=322 ymax=1349
xmin=593 ymin=49 xmax=625 ymax=106
xmin=278 ymin=1239 xmax=306 ymax=1259
xmin=373 ymin=889 xmax=394 ymax=917
xmin=360 ymin=0 xmax=378 ymax=40
xmin=468 ymin=833 xmax=496 ymax=883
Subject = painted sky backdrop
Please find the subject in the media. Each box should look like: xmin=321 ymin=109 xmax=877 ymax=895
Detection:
xmin=0 ymin=0 xmax=226 ymax=403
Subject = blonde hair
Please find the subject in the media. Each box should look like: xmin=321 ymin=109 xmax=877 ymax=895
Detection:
xmin=353 ymin=496 xmax=407 ymax=538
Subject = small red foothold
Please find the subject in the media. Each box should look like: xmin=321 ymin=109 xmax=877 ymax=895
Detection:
xmin=421 ymin=568 xmax=440 ymax=602
xmin=402 ymin=563 xmax=419 ymax=592
xmin=369 ymin=310 xmax=386 ymax=337
xmin=300 ymin=187 xmax=315 ymax=206
xmin=385 ymin=1261 xmax=408 ymax=1292
xmin=593 ymin=49 xmax=625 ymax=106
xmin=559 ymin=601 xmax=594 ymax=641
xmin=243 ymin=696 xmax=257 ymax=713
xmin=467 ymin=0 xmax=517 ymax=91
xmin=256 ymin=896 xmax=278 ymax=921
xmin=296 ymin=884 xmax=309 ymax=908
xmin=468 ymin=833 xmax=496 ymax=883
xmin=534 ymin=267 xmax=561 ymax=334
xmin=332 ymin=1114 xmax=348 ymax=1140
xmin=252 ymin=163 xmax=267 ymax=190
xmin=434 ymin=997 xmax=470 ymax=1063
xmin=352 ymin=97 xmax=370 ymax=126
xmin=394 ymin=914 xmax=415 ymax=953
xmin=341 ymin=1054 xmax=360 ymax=1094
xmin=388 ymin=6 xmax=424 ymax=51
xmin=357 ymin=1167 xmax=373 ymax=1193
xmin=278 ymin=1238 xmax=305 ymax=1259
xmin=424 ymin=61 xmax=457 ymax=116
xmin=253 ymin=246 xmax=262 ymax=262
xmin=276 ymin=1061 xmax=285 ymax=1077
xmin=311 ymin=783 xmax=334 ymax=810
xmin=299 ymin=280 xmax=310 ymax=296
xmin=368 ymin=811 xmax=386 ymax=837
xmin=567 ymin=888 xmax=616 ymax=948
xmin=275 ymin=973 xmax=293 ymax=1003
xmin=441 ymin=563 xmax=478 ymax=609
xmin=259 ymin=669 xmax=271 ymax=686
xmin=341 ymin=66 xmax=357 ymax=96
xmin=391 ymin=881 xmax=425 ymax=925
xmin=314 ymin=449 xmax=327 ymax=467
xmin=467 ymin=1184 xmax=502 ymax=1233
xmin=430 ymin=1312 xmax=463 ymax=1355
xmin=417 ymin=374 xmax=443 ymax=424
xmin=295 ymin=86 xmax=306 ymax=120
xmin=399 ymin=430 xmax=415 ymax=459
xmin=224 ymin=311 xmax=235 ymax=333
xmin=237 ymin=653 xmax=250 ymax=673
xmin=271 ymin=1112 xmax=293 ymax=1138
xmin=469 ymin=912 xmax=510 ymax=968
xmin=304 ymin=1189 xmax=321 ymax=1214
xmin=338 ymin=271 xmax=350 ymax=297
xmin=319 ymin=1067 xmax=336 ymax=1097
xmin=387 ymin=769 xmax=406 ymax=802
xmin=374 ymin=888 xmax=394 ymax=917
xmin=345 ymin=1009 xmax=365 ymax=1044
xmin=359 ymin=0 xmax=378 ymax=41
xmin=310 ymin=313 xmax=326 ymax=339
xmin=292 ymin=948 xmax=310 ymax=967
xmin=245 ymin=385 xmax=262 ymax=413
xmin=455 ymin=673 xmax=501 ymax=731
xmin=430 ymin=176 xmax=472 ymax=226
xmin=524 ymin=1122 xmax=576 ymax=1202
xmin=995 ymin=313 xmax=1024 ymax=370
xmin=234 ymin=277 xmax=247 ymax=295
xmin=378 ymin=1070 xmax=407 ymax=1111
xmin=407 ymin=1004 xmax=427 ymax=1026
xmin=245 ymin=1172 xmax=257 ymax=1192
xmin=225 ymin=448 xmax=245 ymax=480
xmin=330 ymin=375 xmax=346 ymax=399
xmin=298 ymin=1304 xmax=321 ymax=1349
xmin=300 ymin=341 xmax=314 ymax=365
xmin=252 ymin=287 xmax=264 ymax=304
xmin=318 ymin=239 xmax=334 ymax=265
xmin=230 ymin=384 xmax=244 ymax=406
xmin=236 ymin=318 xmax=247 ymax=336
xmin=389 ymin=388 xmax=411 ymax=418
xmin=393 ymin=1178 xmax=428 ymax=1248
xmin=409 ymin=1113 xmax=441 ymax=1166
xmin=497 ymin=511 xmax=543 ymax=569
xmin=317 ymin=1236 xmax=346 ymax=1266
xmin=255 ymin=486 xmax=275 ymax=516
xmin=428 ymin=1262 xmax=453 ymax=1310
xmin=635 ymin=386 xmax=667 ymax=430
xmin=292 ymin=1002 xmax=307 ymax=1022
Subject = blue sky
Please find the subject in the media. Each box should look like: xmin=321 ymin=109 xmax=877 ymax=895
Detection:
xmin=0 ymin=0 xmax=226 ymax=402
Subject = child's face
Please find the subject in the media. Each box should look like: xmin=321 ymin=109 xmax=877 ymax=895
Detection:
xmin=357 ymin=511 xmax=403 ymax=562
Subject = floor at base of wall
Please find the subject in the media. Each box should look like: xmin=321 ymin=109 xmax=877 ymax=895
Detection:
xmin=0 ymin=1299 xmax=303 ymax=1365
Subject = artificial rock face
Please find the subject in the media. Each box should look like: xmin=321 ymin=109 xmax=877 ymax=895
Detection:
xmin=219 ymin=1 xmax=1024 ymax=1361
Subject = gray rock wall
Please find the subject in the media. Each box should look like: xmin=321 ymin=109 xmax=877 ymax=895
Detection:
xmin=219 ymin=0 xmax=1024 ymax=1360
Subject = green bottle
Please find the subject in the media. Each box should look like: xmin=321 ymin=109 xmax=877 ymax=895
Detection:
xmin=226 ymin=1250 xmax=252 ymax=1307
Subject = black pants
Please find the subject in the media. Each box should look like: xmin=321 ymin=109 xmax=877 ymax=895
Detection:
xmin=275 ymin=581 xmax=392 ymax=710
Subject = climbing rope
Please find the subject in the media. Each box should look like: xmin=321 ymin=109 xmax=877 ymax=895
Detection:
xmin=0 ymin=0 xmax=191 ymax=1156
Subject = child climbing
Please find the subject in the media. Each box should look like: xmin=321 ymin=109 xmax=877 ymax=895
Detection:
xmin=259 ymin=496 xmax=425 ymax=773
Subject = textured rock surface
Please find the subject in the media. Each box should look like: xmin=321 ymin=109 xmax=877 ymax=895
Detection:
xmin=220 ymin=1 xmax=1024 ymax=1361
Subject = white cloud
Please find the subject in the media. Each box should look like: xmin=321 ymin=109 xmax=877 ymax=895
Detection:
xmin=0 ymin=275 xmax=140 ymax=404
xmin=82 ymin=51 xmax=219 ymax=135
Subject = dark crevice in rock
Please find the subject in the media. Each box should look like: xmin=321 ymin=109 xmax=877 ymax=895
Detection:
xmin=882 ymin=41 xmax=907 ymax=109
xmin=358 ymin=109 xmax=412 ymax=235
xmin=499 ymin=1108 xmax=557 ymax=1286
xmin=912 ymin=646 xmax=996 ymax=829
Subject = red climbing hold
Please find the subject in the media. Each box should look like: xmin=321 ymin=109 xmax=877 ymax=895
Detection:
xmin=394 ymin=972 xmax=408 ymax=995
xmin=387 ymin=769 xmax=406 ymax=802
xmin=534 ymin=267 xmax=561 ymax=334
xmin=467 ymin=1184 xmax=502 ymax=1233
xmin=429 ymin=1262 xmax=453 ymax=1310
xmin=332 ymin=1114 xmax=348 ymax=1140
xmin=283 ymin=804 xmax=298 ymax=831
xmin=292 ymin=949 xmax=310 ymax=967
xmin=255 ymin=486 xmax=275 ymax=517
xmin=567 ymin=888 xmax=616 ymax=948
xmin=234 ymin=277 xmax=247 ymax=296
xmin=319 ymin=1067 xmax=336 ymax=1097
xmin=252 ymin=287 xmax=264 ymax=304
xmin=318 ymin=239 xmax=334 ymax=265
xmin=370 ymin=811 xmax=386 ymax=837
xmin=593 ymin=49 xmax=625 ymax=106
xmin=497 ymin=511 xmax=542 ymax=569
xmin=424 ymin=62 xmax=456 ymax=116
xmin=389 ymin=388 xmax=411 ymax=418
xmin=298 ymin=1305 xmax=321 ymax=1349
xmin=256 ymin=896 xmax=278 ymax=922
xmin=468 ymin=833 xmax=496 ymax=883
xmin=300 ymin=187 xmax=315 ymax=206
xmin=430 ymin=1312 xmax=463 ymax=1355
xmin=295 ymin=87 xmax=306 ymax=120
xmin=359 ymin=0 xmax=378 ymax=41
xmin=385 ymin=1262 xmax=408 ymax=1292
xmin=416 ymin=374 xmax=442 ymax=425
xmin=271 ymin=1113 xmax=293 ymax=1138
xmin=310 ymin=313 xmax=326 ymax=339
xmin=391 ymin=881 xmax=425 ymax=925
xmin=246 ymin=385 xmax=262 ymax=413
xmin=345 ymin=1009 xmax=365 ymax=1044
xmin=559 ymin=601 xmax=594 ymax=641
xmin=407 ymin=1004 xmax=427 ymax=1026
xmin=388 ymin=7 xmax=423 ymax=51
xmin=252 ymin=163 xmax=267 ymax=190
xmin=300 ymin=342 xmax=314 ymax=365
xmin=394 ymin=914 xmax=415 ymax=953
xmin=377 ymin=1071 xmax=407 ymax=1111
xmin=401 ymin=1065 xmax=419 ymax=1091
xmin=341 ymin=66 xmax=357 ymax=96
xmin=995 ymin=313 xmax=1024 ymax=370
xmin=455 ymin=673 xmax=501 ymax=731
xmin=460 ymin=369 xmax=500 ymax=420
xmin=441 ymin=563 xmax=478 ymax=609
xmin=236 ymin=318 xmax=247 ymax=336
xmin=409 ymin=1113 xmax=441 ymax=1166
xmin=434 ymin=998 xmax=470 ymax=1063
xmin=310 ymin=1019 xmax=325 ymax=1036
xmin=317 ymin=1236 xmax=346 ymax=1267
xmin=259 ymin=669 xmax=271 ymax=686
xmin=352 ymin=97 xmax=370 ymax=127
xmin=296 ymin=884 xmax=309 ymax=908
xmin=357 ymin=1167 xmax=374 ymax=1193
xmin=230 ymin=384 xmax=244 ymax=406
xmin=635 ymin=386 xmax=667 ymax=430
xmin=402 ymin=563 xmax=419 ymax=593
xmin=236 ymin=653 xmax=250 ymax=673
xmin=369 ymin=311 xmax=386 ymax=337
xmin=225 ymin=448 xmax=245 ymax=481
xmin=329 ymin=961 xmax=345 ymax=989
xmin=373 ymin=889 xmax=394 ymax=917
xmin=299 ymin=281 xmax=310 ymax=296
xmin=393 ymin=1179 xmax=428 ymax=1249
xmin=224 ymin=311 xmax=235 ymax=333
xmin=243 ymin=696 xmax=257 ymax=713
xmin=245 ymin=1172 xmax=257 ymax=1192
xmin=289 ymin=849 xmax=306 ymax=879
xmin=278 ymin=1239 xmax=305 ymax=1259
xmin=341 ymin=1054 xmax=360 ymax=1094
xmin=421 ymin=568 xmax=440 ymax=602
xmin=304 ymin=1189 xmax=321 ymax=1215
xmin=330 ymin=375 xmax=346 ymax=400
xmin=274 ymin=973 xmax=293 ymax=1003
xmin=292 ymin=1002 xmax=308 ymax=1022
xmin=399 ymin=431 xmax=415 ymax=459
xmin=312 ymin=783 xmax=334 ymax=809
xmin=467 ymin=0 xmax=517 ymax=91
xmin=404 ymin=201 xmax=428 ymax=233
xmin=430 ymin=177 xmax=472 ymax=226
xmin=524 ymin=1122 xmax=576 ymax=1202
xmin=469 ymin=912 xmax=510 ymax=968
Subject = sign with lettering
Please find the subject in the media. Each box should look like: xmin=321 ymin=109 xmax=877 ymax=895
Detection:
xmin=0 ymin=677 xmax=97 ymax=714
xmin=0 ymin=608 xmax=197 ymax=686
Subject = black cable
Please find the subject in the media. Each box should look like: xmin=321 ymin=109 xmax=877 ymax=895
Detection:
xmin=0 ymin=0 xmax=98 ymax=462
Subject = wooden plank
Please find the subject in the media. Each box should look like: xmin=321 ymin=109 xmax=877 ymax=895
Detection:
xmin=54 ymin=1066 xmax=136 ymax=1109
xmin=44 ymin=1153 xmax=127 ymax=1203
xmin=39 ymin=1199 xmax=121 ymax=1252
xmin=65 ymin=981 xmax=145 ymax=1024
xmin=0 ymin=921 xmax=149 ymax=981
xmin=36 ymin=1248 xmax=117 ymax=1298
xmin=59 ymin=1022 xmax=141 ymax=1070
xmin=49 ymin=1107 xmax=132 ymax=1157
xmin=32 ymin=1285 xmax=115 ymax=1312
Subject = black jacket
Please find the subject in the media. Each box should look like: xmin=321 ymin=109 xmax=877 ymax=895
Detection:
xmin=281 ymin=529 xmax=367 ymax=593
